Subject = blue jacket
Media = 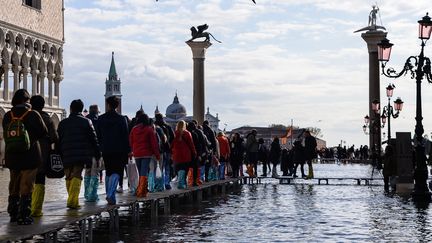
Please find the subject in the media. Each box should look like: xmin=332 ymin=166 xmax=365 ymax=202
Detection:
xmin=96 ymin=111 xmax=130 ymax=154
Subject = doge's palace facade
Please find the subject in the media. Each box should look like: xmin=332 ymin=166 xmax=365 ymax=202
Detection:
xmin=0 ymin=0 xmax=65 ymax=162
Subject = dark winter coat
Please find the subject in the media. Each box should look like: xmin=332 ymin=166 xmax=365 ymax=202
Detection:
xmin=258 ymin=144 xmax=268 ymax=162
xmin=203 ymin=124 xmax=217 ymax=152
xmin=304 ymin=135 xmax=317 ymax=160
xmin=3 ymin=104 xmax=48 ymax=170
xmin=96 ymin=111 xmax=130 ymax=154
xmin=57 ymin=113 xmax=101 ymax=167
xmin=292 ymin=142 xmax=305 ymax=164
xmin=35 ymin=110 xmax=59 ymax=172
xmin=230 ymin=138 xmax=244 ymax=166
xmin=269 ymin=141 xmax=281 ymax=165
xmin=246 ymin=133 xmax=259 ymax=153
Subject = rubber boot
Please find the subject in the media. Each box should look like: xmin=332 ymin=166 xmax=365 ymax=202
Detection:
xmin=272 ymin=165 xmax=279 ymax=178
xmin=106 ymin=173 xmax=119 ymax=205
xmin=7 ymin=195 xmax=19 ymax=223
xmin=67 ymin=178 xmax=81 ymax=209
xmin=136 ymin=176 xmax=148 ymax=198
xmin=307 ymin=163 xmax=314 ymax=179
xmin=17 ymin=195 xmax=33 ymax=225
xmin=187 ymin=168 xmax=194 ymax=187
xmin=148 ymin=171 xmax=155 ymax=193
xmin=177 ymin=170 xmax=187 ymax=189
xmin=31 ymin=184 xmax=45 ymax=217
xmin=196 ymin=167 xmax=203 ymax=185
xmin=86 ymin=176 xmax=99 ymax=202
xmin=83 ymin=176 xmax=91 ymax=201
xmin=66 ymin=179 xmax=71 ymax=194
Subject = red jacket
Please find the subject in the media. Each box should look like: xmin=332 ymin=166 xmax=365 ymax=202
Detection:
xmin=171 ymin=130 xmax=196 ymax=164
xmin=129 ymin=124 xmax=160 ymax=161
xmin=217 ymin=135 xmax=231 ymax=160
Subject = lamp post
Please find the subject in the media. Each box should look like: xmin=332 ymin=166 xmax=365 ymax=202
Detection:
xmin=382 ymin=84 xmax=404 ymax=144
xmin=363 ymin=101 xmax=385 ymax=168
xmin=377 ymin=13 xmax=432 ymax=201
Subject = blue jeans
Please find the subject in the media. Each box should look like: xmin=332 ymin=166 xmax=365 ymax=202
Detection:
xmin=163 ymin=152 xmax=171 ymax=186
xmin=135 ymin=158 xmax=151 ymax=176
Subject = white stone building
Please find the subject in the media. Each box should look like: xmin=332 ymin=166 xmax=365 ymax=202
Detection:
xmin=0 ymin=0 xmax=65 ymax=163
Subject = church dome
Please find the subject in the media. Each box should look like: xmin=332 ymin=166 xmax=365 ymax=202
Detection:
xmin=166 ymin=94 xmax=187 ymax=119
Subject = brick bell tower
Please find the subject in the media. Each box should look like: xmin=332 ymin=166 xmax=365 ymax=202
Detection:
xmin=104 ymin=52 xmax=122 ymax=113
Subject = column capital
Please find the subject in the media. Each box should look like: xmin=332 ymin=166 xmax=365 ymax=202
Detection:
xmin=12 ymin=65 xmax=22 ymax=73
xmin=361 ymin=30 xmax=387 ymax=53
xmin=47 ymin=73 xmax=55 ymax=80
xmin=31 ymin=70 xmax=40 ymax=76
xmin=186 ymin=41 xmax=212 ymax=59
xmin=21 ymin=67 xmax=30 ymax=74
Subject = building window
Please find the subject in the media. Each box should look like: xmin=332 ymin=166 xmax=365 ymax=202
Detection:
xmin=114 ymin=85 xmax=118 ymax=91
xmin=107 ymin=85 xmax=111 ymax=92
xmin=23 ymin=0 xmax=41 ymax=10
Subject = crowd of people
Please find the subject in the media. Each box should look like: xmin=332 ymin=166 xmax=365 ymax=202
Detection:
xmin=3 ymin=89 xmax=319 ymax=225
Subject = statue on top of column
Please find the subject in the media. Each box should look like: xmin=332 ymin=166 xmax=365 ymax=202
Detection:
xmin=187 ymin=24 xmax=222 ymax=43
xmin=354 ymin=5 xmax=386 ymax=33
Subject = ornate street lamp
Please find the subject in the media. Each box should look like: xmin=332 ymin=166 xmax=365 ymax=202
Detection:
xmin=381 ymin=84 xmax=403 ymax=144
xmin=377 ymin=13 xmax=432 ymax=202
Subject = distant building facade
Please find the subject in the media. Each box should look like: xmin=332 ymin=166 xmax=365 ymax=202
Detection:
xmin=0 ymin=0 xmax=65 ymax=163
xmin=104 ymin=52 xmax=122 ymax=113
xmin=162 ymin=93 xmax=220 ymax=132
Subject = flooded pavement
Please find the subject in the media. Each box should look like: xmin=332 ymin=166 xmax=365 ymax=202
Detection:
xmin=1 ymin=164 xmax=432 ymax=242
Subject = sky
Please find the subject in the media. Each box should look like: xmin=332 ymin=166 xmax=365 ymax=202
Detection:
xmin=62 ymin=0 xmax=432 ymax=147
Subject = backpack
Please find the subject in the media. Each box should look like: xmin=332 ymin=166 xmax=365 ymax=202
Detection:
xmin=5 ymin=110 xmax=31 ymax=153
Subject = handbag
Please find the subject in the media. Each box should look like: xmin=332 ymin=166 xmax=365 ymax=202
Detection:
xmin=127 ymin=159 xmax=139 ymax=194
xmin=46 ymin=151 xmax=65 ymax=178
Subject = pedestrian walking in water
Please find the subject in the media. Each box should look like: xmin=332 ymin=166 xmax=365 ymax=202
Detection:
xmin=129 ymin=113 xmax=160 ymax=197
xmin=187 ymin=121 xmax=208 ymax=186
xmin=269 ymin=137 xmax=281 ymax=178
xmin=58 ymin=99 xmax=101 ymax=209
xmin=171 ymin=120 xmax=196 ymax=189
xmin=96 ymin=96 xmax=130 ymax=205
xmin=217 ymin=131 xmax=230 ymax=180
xmin=4 ymin=89 xmax=48 ymax=224
xmin=230 ymin=133 xmax=244 ymax=178
xmin=202 ymin=120 xmax=217 ymax=181
xmin=86 ymin=105 xmax=103 ymax=184
xmin=245 ymin=129 xmax=259 ymax=177
xmin=292 ymin=140 xmax=306 ymax=178
xmin=29 ymin=95 xmax=58 ymax=217
xmin=304 ymin=130 xmax=317 ymax=179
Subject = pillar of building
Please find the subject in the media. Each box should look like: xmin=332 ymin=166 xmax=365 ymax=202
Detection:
xmin=12 ymin=65 xmax=21 ymax=92
xmin=3 ymin=64 xmax=10 ymax=101
xmin=186 ymin=41 xmax=212 ymax=125
xmin=22 ymin=68 xmax=29 ymax=90
xmin=39 ymin=72 xmax=46 ymax=98
xmin=47 ymin=73 xmax=54 ymax=106
xmin=31 ymin=70 xmax=39 ymax=96
xmin=362 ymin=30 xmax=387 ymax=153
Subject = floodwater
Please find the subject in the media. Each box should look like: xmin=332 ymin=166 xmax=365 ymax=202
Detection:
xmin=2 ymin=163 xmax=432 ymax=242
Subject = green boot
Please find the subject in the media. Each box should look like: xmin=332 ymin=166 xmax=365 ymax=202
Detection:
xmin=31 ymin=184 xmax=45 ymax=217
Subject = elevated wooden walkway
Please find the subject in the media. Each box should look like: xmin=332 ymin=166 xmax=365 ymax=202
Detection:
xmin=0 ymin=178 xmax=242 ymax=243
xmin=278 ymin=176 xmax=382 ymax=185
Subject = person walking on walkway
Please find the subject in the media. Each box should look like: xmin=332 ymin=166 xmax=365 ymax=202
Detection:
xmin=96 ymin=96 xmax=130 ymax=205
xmin=154 ymin=113 xmax=175 ymax=189
xmin=29 ymin=95 xmax=58 ymax=217
xmin=382 ymin=145 xmax=397 ymax=192
xmin=292 ymin=140 xmax=306 ymax=178
xmin=129 ymin=113 xmax=160 ymax=197
xmin=217 ymin=131 xmax=230 ymax=180
xmin=258 ymin=138 xmax=270 ymax=177
xmin=245 ymin=129 xmax=259 ymax=177
xmin=230 ymin=133 xmax=244 ymax=178
xmin=86 ymin=105 xmax=103 ymax=184
xmin=269 ymin=137 xmax=281 ymax=178
xmin=187 ymin=121 xmax=208 ymax=186
xmin=171 ymin=120 xmax=196 ymax=189
xmin=304 ymin=130 xmax=317 ymax=179
xmin=4 ymin=89 xmax=47 ymax=224
xmin=202 ymin=120 xmax=216 ymax=182
xmin=58 ymin=99 xmax=101 ymax=209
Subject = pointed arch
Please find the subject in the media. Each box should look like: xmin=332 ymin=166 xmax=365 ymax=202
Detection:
xmin=0 ymin=28 xmax=4 ymax=49
xmin=5 ymin=31 xmax=15 ymax=50
xmin=1 ymin=48 xmax=10 ymax=65
xmin=30 ymin=55 xmax=38 ymax=71
xmin=11 ymin=51 xmax=20 ymax=66
xmin=47 ymin=60 xmax=54 ymax=75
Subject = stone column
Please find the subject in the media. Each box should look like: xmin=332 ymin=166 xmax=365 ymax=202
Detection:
xmin=31 ymin=70 xmax=39 ymax=95
xmin=186 ymin=41 xmax=212 ymax=125
xmin=3 ymin=64 xmax=10 ymax=101
xmin=22 ymin=68 xmax=29 ymax=90
xmin=12 ymin=65 xmax=21 ymax=92
xmin=47 ymin=73 xmax=54 ymax=106
xmin=362 ymin=30 xmax=387 ymax=153
xmin=39 ymin=72 xmax=46 ymax=98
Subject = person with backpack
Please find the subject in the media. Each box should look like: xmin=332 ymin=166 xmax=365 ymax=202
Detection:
xmin=129 ymin=113 xmax=160 ymax=197
xmin=96 ymin=96 xmax=130 ymax=205
xmin=29 ymin=95 xmax=58 ymax=218
xmin=202 ymin=120 xmax=217 ymax=181
xmin=154 ymin=113 xmax=174 ymax=190
xmin=3 ymin=89 xmax=48 ymax=225
xmin=217 ymin=131 xmax=230 ymax=180
xmin=187 ymin=121 xmax=208 ymax=186
xmin=57 ymin=99 xmax=101 ymax=209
